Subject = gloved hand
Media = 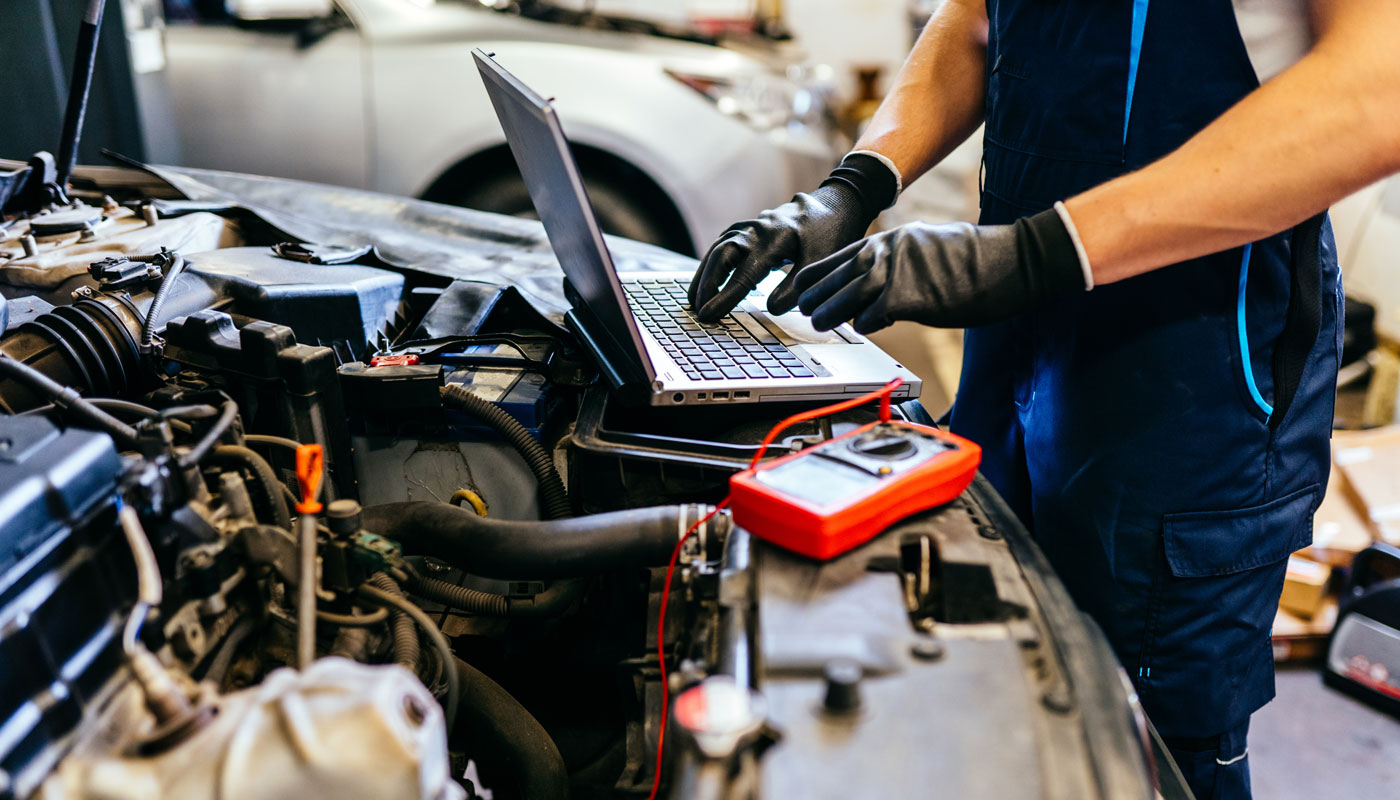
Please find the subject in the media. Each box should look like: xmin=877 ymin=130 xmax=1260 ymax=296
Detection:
xmin=768 ymin=207 xmax=1088 ymax=333
xmin=688 ymin=152 xmax=899 ymax=322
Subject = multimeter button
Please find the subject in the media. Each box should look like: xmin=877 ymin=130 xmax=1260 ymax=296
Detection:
xmin=849 ymin=432 xmax=917 ymax=459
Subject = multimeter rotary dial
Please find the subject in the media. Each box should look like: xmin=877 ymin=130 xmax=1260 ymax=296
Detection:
xmin=848 ymin=429 xmax=918 ymax=460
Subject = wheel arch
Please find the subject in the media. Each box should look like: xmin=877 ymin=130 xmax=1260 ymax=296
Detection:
xmin=418 ymin=142 xmax=697 ymax=256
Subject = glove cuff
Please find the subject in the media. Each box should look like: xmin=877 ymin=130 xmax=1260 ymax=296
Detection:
xmin=1016 ymin=208 xmax=1092 ymax=298
xmin=1052 ymin=201 xmax=1094 ymax=290
xmin=817 ymin=152 xmax=901 ymax=223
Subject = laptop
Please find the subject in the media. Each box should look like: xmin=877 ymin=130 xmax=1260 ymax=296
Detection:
xmin=473 ymin=49 xmax=920 ymax=406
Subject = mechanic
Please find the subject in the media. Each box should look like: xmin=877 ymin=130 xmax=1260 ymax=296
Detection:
xmin=687 ymin=1 xmax=1400 ymax=797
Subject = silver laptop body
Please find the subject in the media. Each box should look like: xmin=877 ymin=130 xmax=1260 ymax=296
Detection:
xmin=474 ymin=49 xmax=920 ymax=407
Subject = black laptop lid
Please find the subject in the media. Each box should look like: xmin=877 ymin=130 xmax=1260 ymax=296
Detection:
xmin=473 ymin=49 xmax=655 ymax=383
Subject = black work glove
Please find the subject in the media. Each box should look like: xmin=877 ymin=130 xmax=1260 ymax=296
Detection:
xmin=688 ymin=153 xmax=898 ymax=322
xmin=768 ymin=208 xmax=1087 ymax=334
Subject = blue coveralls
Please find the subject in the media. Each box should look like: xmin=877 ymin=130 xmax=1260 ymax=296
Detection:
xmin=948 ymin=2 xmax=1343 ymax=798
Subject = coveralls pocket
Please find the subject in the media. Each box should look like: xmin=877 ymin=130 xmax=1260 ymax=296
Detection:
xmin=1143 ymin=485 xmax=1319 ymax=737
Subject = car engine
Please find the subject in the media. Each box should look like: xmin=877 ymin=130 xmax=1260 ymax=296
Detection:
xmin=0 ymin=114 xmax=1160 ymax=800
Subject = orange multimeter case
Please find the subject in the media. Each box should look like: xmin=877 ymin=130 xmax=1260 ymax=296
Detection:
xmin=728 ymin=420 xmax=982 ymax=560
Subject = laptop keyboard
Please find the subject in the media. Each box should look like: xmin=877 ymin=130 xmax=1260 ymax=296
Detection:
xmin=623 ymin=279 xmax=816 ymax=381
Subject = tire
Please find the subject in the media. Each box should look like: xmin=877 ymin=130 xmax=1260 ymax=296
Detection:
xmin=445 ymin=169 xmax=677 ymax=252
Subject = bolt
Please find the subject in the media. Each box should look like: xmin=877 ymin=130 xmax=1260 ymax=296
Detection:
xmin=910 ymin=637 xmax=945 ymax=662
xmin=142 ymin=204 xmax=159 ymax=227
xmin=0 ymin=439 xmax=11 ymax=453
xmin=19 ymin=234 xmax=37 ymax=258
xmin=77 ymin=225 xmax=97 ymax=242
xmin=822 ymin=658 xmax=863 ymax=714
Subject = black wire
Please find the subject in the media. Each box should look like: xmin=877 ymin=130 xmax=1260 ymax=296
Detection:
xmin=179 ymin=398 xmax=237 ymax=469
xmin=0 ymin=355 xmax=139 ymax=446
xmin=316 ymin=606 xmax=390 ymax=627
xmin=141 ymin=251 xmax=186 ymax=352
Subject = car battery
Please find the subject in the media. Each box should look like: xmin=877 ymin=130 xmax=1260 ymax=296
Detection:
xmin=338 ymin=338 xmax=567 ymax=520
xmin=437 ymin=343 xmax=557 ymax=442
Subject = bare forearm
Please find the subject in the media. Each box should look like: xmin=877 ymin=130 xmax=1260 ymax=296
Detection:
xmin=853 ymin=0 xmax=988 ymax=184
xmin=1068 ymin=0 xmax=1400 ymax=285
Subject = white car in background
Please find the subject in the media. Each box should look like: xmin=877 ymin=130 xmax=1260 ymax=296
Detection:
xmin=160 ymin=0 xmax=842 ymax=255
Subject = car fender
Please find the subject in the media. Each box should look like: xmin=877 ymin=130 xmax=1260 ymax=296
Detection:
xmin=366 ymin=36 xmax=798 ymax=252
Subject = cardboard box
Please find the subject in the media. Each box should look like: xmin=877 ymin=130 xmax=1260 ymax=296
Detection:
xmin=1272 ymin=596 xmax=1339 ymax=663
xmin=1278 ymin=556 xmax=1332 ymax=618
xmin=1302 ymin=464 xmax=1377 ymax=566
xmin=1332 ymin=426 xmax=1400 ymax=546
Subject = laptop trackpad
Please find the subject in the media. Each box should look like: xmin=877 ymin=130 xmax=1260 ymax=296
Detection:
xmin=737 ymin=300 xmax=848 ymax=346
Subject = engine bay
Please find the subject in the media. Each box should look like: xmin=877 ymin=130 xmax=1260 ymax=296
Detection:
xmin=0 ymin=155 xmax=1156 ymax=800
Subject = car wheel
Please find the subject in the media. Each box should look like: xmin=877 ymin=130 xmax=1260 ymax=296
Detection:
xmin=446 ymin=170 xmax=678 ymax=253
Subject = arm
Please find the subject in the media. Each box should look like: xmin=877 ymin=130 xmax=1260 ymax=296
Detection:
xmin=854 ymin=0 xmax=990 ymax=185
xmin=779 ymin=0 xmax=1400 ymax=335
xmin=688 ymin=0 xmax=990 ymax=320
xmin=1069 ymin=0 xmax=1400 ymax=285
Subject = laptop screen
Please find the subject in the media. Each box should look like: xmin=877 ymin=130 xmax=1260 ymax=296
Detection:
xmin=473 ymin=49 xmax=653 ymax=380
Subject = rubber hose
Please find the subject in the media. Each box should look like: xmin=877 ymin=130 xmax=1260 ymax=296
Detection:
xmin=440 ymin=384 xmax=570 ymax=520
xmin=450 ymin=657 xmax=569 ymax=800
xmin=329 ymin=626 xmax=371 ymax=662
xmin=360 ymin=502 xmax=716 ymax=579
xmin=206 ymin=445 xmax=293 ymax=530
xmin=370 ymin=573 xmax=420 ymax=672
xmin=509 ymin=579 xmax=586 ymax=619
xmin=0 ymin=354 xmax=139 ymax=445
xmin=405 ymin=572 xmax=510 ymax=618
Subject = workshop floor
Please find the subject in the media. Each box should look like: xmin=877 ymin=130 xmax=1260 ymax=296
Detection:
xmin=1250 ymin=664 xmax=1400 ymax=798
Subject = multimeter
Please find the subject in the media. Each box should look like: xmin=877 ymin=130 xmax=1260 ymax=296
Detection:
xmin=729 ymin=421 xmax=982 ymax=560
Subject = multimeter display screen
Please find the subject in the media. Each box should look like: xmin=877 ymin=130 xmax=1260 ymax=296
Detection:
xmin=753 ymin=455 xmax=877 ymax=507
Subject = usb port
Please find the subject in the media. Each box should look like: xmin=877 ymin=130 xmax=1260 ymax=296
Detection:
xmin=734 ymin=391 xmax=751 ymax=399
xmin=713 ymin=391 xmax=729 ymax=400
xmin=697 ymin=392 xmax=707 ymax=400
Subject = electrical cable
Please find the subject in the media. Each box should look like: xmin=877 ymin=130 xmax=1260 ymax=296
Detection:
xmin=245 ymin=433 xmax=304 ymax=453
xmin=178 ymin=398 xmax=238 ymax=469
xmin=403 ymin=566 xmax=510 ymax=618
xmin=205 ymin=445 xmax=292 ymax=529
xmin=360 ymin=582 xmax=460 ymax=731
xmin=118 ymin=501 xmax=163 ymax=655
xmin=645 ymin=378 xmax=904 ymax=800
xmin=139 ymin=251 xmax=185 ymax=353
xmin=19 ymin=398 xmax=195 ymax=434
xmin=0 ymin=354 xmax=139 ymax=446
xmin=369 ymin=572 xmax=421 ymax=670
xmin=440 ymin=384 xmax=570 ymax=519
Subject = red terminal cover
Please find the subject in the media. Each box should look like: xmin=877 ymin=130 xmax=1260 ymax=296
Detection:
xmin=370 ymin=354 xmax=420 ymax=367
xmin=729 ymin=420 xmax=981 ymax=560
